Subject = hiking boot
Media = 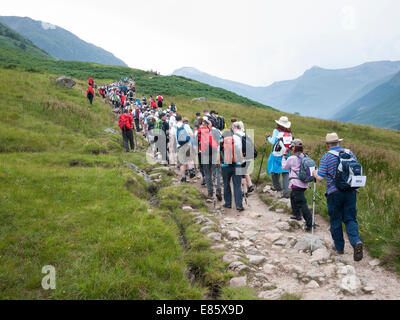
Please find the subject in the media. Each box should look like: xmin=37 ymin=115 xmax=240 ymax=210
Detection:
xmin=181 ymin=177 xmax=187 ymax=183
xmin=201 ymin=178 xmax=206 ymax=186
xmin=331 ymin=245 xmax=344 ymax=255
xmin=216 ymin=190 xmax=222 ymax=202
xmin=237 ymin=207 xmax=245 ymax=212
xmin=290 ymin=215 xmax=302 ymax=221
xmin=271 ymin=187 xmax=282 ymax=192
xmin=223 ymin=204 xmax=232 ymax=209
xmin=281 ymin=193 xmax=290 ymax=199
xmin=305 ymin=226 xmax=312 ymax=232
xmin=189 ymin=169 xmax=196 ymax=179
xmin=248 ymin=185 xmax=255 ymax=193
xmin=354 ymin=242 xmax=363 ymax=262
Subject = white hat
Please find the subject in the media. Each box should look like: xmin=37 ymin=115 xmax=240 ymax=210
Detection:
xmin=275 ymin=116 xmax=291 ymax=129
xmin=325 ymin=133 xmax=343 ymax=143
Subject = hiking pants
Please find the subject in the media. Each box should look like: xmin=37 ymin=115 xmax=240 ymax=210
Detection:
xmin=326 ymin=190 xmax=362 ymax=251
xmin=158 ymin=101 xmax=163 ymax=109
xmin=122 ymin=129 xmax=134 ymax=152
xmin=290 ymin=188 xmax=312 ymax=228
xmin=203 ymin=164 xmax=216 ymax=196
xmin=198 ymin=153 xmax=205 ymax=178
xmin=213 ymin=165 xmax=221 ymax=192
xmin=271 ymin=172 xmax=289 ymax=196
xmin=134 ymin=118 xmax=140 ymax=132
xmin=87 ymin=93 xmax=94 ymax=105
xmin=222 ymin=165 xmax=243 ymax=209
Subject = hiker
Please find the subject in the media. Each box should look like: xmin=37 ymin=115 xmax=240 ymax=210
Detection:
xmin=281 ymin=139 xmax=313 ymax=232
xmin=216 ymin=112 xmax=226 ymax=131
xmin=313 ymin=133 xmax=364 ymax=261
xmin=86 ymin=85 xmax=95 ymax=105
xmin=174 ymin=114 xmax=196 ymax=182
xmin=169 ymin=102 xmax=177 ymax=113
xmin=265 ymin=116 xmax=293 ymax=198
xmin=203 ymin=109 xmax=217 ymax=127
xmin=118 ymin=109 xmax=135 ymax=152
xmin=196 ymin=118 xmax=207 ymax=186
xmin=154 ymin=112 xmax=169 ymax=163
xmin=194 ymin=112 xmax=201 ymax=130
xmin=157 ymin=93 xmax=163 ymax=109
xmin=221 ymin=126 xmax=244 ymax=212
xmin=133 ymin=106 xmax=141 ymax=132
xmin=196 ymin=119 xmax=219 ymax=199
xmin=211 ymin=121 xmax=223 ymax=201
xmin=141 ymin=94 xmax=147 ymax=105
xmin=150 ymin=98 xmax=157 ymax=110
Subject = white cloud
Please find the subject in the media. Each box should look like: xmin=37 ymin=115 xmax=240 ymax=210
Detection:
xmin=341 ymin=5 xmax=357 ymax=30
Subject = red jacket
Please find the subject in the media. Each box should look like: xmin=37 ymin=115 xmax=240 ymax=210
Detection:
xmin=87 ymin=85 xmax=94 ymax=95
xmin=118 ymin=114 xmax=133 ymax=130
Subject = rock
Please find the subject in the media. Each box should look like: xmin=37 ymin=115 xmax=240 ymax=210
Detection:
xmin=247 ymin=255 xmax=266 ymax=266
xmin=303 ymin=268 xmax=325 ymax=284
xmin=234 ymin=227 xmax=244 ymax=233
xmin=225 ymin=230 xmax=240 ymax=241
xmin=104 ymin=128 xmax=119 ymax=135
xmin=263 ymin=264 xmax=278 ymax=275
xmin=229 ymin=261 xmax=249 ymax=273
xmin=323 ymin=265 xmax=336 ymax=278
xmin=258 ymin=288 xmax=284 ymax=300
xmin=285 ymin=264 xmax=305 ymax=276
xmin=340 ymin=275 xmax=362 ymax=295
xmin=255 ymin=273 xmax=269 ymax=280
xmin=362 ymin=286 xmax=376 ymax=294
xmin=275 ymin=222 xmax=291 ymax=231
xmin=240 ymin=240 xmax=253 ymax=248
xmin=337 ymin=265 xmax=356 ymax=276
xmin=306 ymin=280 xmax=320 ymax=289
xmin=200 ymin=226 xmax=213 ymax=233
xmin=309 ymin=247 xmax=331 ymax=264
xmin=207 ymin=232 xmax=222 ymax=241
xmin=55 ymin=76 xmax=76 ymax=88
xmin=264 ymin=233 xmax=283 ymax=243
xmin=369 ymin=259 xmax=380 ymax=267
xmin=192 ymin=97 xmax=208 ymax=102
xmin=288 ymin=220 xmax=302 ymax=230
xmin=206 ymin=199 xmax=213 ymax=203
xmin=153 ymin=166 xmax=172 ymax=172
xmin=262 ymin=282 xmax=277 ymax=290
xmin=182 ymin=206 xmax=193 ymax=211
xmin=230 ymin=276 xmax=247 ymax=288
xmin=273 ymin=238 xmax=288 ymax=247
xmin=263 ymin=185 xmax=271 ymax=193
xmin=243 ymin=231 xmax=258 ymax=238
xmin=223 ymin=254 xmax=240 ymax=263
xmin=294 ymin=235 xmax=325 ymax=251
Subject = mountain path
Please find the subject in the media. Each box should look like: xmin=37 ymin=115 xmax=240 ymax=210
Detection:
xmin=172 ymin=168 xmax=400 ymax=300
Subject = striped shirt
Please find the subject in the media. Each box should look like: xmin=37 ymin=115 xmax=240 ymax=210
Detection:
xmin=317 ymin=147 xmax=357 ymax=195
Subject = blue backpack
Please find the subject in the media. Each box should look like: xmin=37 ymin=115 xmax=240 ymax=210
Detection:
xmin=328 ymin=149 xmax=366 ymax=192
xmin=177 ymin=125 xmax=190 ymax=146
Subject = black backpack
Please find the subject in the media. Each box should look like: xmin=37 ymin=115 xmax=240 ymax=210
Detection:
xmin=217 ymin=116 xmax=225 ymax=131
xmin=236 ymin=133 xmax=258 ymax=159
xmin=170 ymin=103 xmax=177 ymax=113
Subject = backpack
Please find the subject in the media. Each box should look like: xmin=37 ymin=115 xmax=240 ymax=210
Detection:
xmin=222 ymin=136 xmax=236 ymax=165
xmin=235 ymin=133 xmax=258 ymax=159
xmin=291 ymin=154 xmax=317 ymax=183
xmin=217 ymin=116 xmax=225 ymax=131
xmin=118 ymin=114 xmax=130 ymax=131
xmin=170 ymin=103 xmax=176 ymax=113
xmin=272 ymin=131 xmax=293 ymax=157
xmin=207 ymin=115 xmax=217 ymax=128
xmin=177 ymin=125 xmax=190 ymax=147
xmin=328 ymin=149 xmax=366 ymax=192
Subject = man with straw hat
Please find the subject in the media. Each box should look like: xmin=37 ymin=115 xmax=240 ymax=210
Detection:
xmin=313 ymin=133 xmax=363 ymax=262
xmin=265 ymin=116 xmax=294 ymax=198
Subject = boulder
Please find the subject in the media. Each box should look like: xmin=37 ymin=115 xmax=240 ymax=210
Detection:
xmin=223 ymin=254 xmax=240 ymax=263
xmin=243 ymin=231 xmax=258 ymax=238
xmin=230 ymin=276 xmax=247 ymax=288
xmin=306 ymin=280 xmax=320 ymax=289
xmin=229 ymin=261 xmax=249 ymax=273
xmin=340 ymin=275 xmax=362 ymax=295
xmin=362 ymin=286 xmax=376 ymax=294
xmin=294 ymin=234 xmax=325 ymax=251
xmin=247 ymin=255 xmax=266 ymax=266
xmin=225 ymin=230 xmax=240 ymax=241
xmin=309 ymin=247 xmax=331 ymax=264
xmin=273 ymin=238 xmax=288 ymax=247
xmin=55 ymin=76 xmax=76 ymax=88
xmin=182 ymin=206 xmax=193 ymax=211
xmin=104 ymin=128 xmax=119 ymax=135
xmin=207 ymin=232 xmax=222 ymax=241
xmin=258 ymin=288 xmax=284 ymax=300
xmin=192 ymin=97 xmax=208 ymax=102
xmin=275 ymin=222 xmax=291 ymax=231
xmin=369 ymin=259 xmax=380 ymax=267
xmin=264 ymin=233 xmax=283 ymax=243
xmin=263 ymin=263 xmax=278 ymax=275
xmin=337 ymin=265 xmax=356 ymax=276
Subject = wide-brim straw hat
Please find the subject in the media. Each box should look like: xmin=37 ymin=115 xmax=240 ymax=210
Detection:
xmin=325 ymin=132 xmax=343 ymax=143
xmin=275 ymin=116 xmax=291 ymax=129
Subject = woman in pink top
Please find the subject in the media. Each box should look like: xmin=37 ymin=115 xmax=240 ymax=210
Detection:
xmin=281 ymin=139 xmax=313 ymax=232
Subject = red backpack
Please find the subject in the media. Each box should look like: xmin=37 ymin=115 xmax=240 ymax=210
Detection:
xmin=87 ymin=86 xmax=94 ymax=95
xmin=119 ymin=114 xmax=131 ymax=131
xmin=198 ymin=127 xmax=218 ymax=153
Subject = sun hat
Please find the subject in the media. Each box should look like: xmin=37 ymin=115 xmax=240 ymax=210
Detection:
xmin=275 ymin=116 xmax=291 ymax=129
xmin=325 ymin=133 xmax=343 ymax=143
xmin=290 ymin=139 xmax=303 ymax=147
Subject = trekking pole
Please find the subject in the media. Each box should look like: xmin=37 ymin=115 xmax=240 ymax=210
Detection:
xmin=310 ymin=182 xmax=316 ymax=256
xmin=255 ymin=142 xmax=268 ymax=190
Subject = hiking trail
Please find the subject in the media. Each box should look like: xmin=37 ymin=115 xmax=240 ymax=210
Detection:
xmin=171 ymin=166 xmax=400 ymax=300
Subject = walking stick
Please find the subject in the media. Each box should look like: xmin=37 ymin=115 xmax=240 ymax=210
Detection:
xmin=255 ymin=143 xmax=268 ymax=190
xmin=310 ymin=182 xmax=316 ymax=256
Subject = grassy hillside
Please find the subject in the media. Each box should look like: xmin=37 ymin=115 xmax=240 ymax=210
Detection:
xmin=0 ymin=22 xmax=51 ymax=59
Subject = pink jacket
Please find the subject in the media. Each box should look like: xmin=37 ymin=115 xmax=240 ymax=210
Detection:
xmin=281 ymin=154 xmax=309 ymax=189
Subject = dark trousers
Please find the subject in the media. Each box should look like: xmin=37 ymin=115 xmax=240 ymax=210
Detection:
xmin=327 ymin=190 xmax=362 ymax=251
xmin=203 ymin=164 xmax=216 ymax=195
xmin=158 ymin=101 xmax=163 ymax=109
xmin=122 ymin=129 xmax=134 ymax=152
xmin=134 ymin=118 xmax=140 ymax=132
xmin=222 ymin=165 xmax=243 ymax=209
xmin=198 ymin=153 xmax=205 ymax=178
xmin=87 ymin=93 xmax=94 ymax=105
xmin=290 ymin=188 xmax=312 ymax=228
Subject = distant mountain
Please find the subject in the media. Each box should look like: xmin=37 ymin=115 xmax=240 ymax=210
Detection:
xmin=0 ymin=16 xmax=127 ymax=67
xmin=0 ymin=22 xmax=51 ymax=58
xmin=334 ymin=71 xmax=400 ymax=130
xmin=173 ymin=62 xmax=400 ymax=119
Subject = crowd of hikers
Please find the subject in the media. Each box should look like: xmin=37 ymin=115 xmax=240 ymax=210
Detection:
xmin=86 ymin=75 xmax=366 ymax=262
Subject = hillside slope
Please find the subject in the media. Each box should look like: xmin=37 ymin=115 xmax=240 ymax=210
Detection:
xmin=0 ymin=22 xmax=51 ymax=58
xmin=0 ymin=16 xmax=127 ymax=67
xmin=334 ymin=72 xmax=400 ymax=130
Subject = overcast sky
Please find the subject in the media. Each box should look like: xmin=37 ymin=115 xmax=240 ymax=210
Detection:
xmin=3 ymin=0 xmax=400 ymax=86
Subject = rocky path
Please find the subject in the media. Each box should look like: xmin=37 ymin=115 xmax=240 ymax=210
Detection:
xmin=176 ymin=170 xmax=400 ymax=300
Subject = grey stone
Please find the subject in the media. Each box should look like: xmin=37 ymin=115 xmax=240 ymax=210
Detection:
xmin=182 ymin=206 xmax=193 ymax=211
xmin=207 ymin=232 xmax=222 ymax=241
xmin=255 ymin=273 xmax=269 ymax=280
xmin=362 ymin=286 xmax=376 ymax=294
xmin=230 ymin=276 xmax=247 ymax=288
xmin=273 ymin=238 xmax=288 ymax=246
xmin=247 ymin=255 xmax=266 ymax=266
xmin=225 ymin=230 xmax=240 ymax=241
xmin=309 ymin=247 xmax=331 ymax=264
xmin=262 ymin=282 xmax=277 ymax=290
xmin=229 ymin=261 xmax=249 ymax=273
xmin=369 ymin=259 xmax=380 ymax=267
xmin=200 ymin=226 xmax=213 ymax=233
xmin=263 ymin=263 xmax=278 ymax=275
xmin=56 ymin=76 xmax=76 ymax=88
xmin=223 ymin=254 xmax=240 ymax=263
xmin=192 ymin=97 xmax=208 ymax=102
xmin=258 ymin=288 xmax=284 ymax=300
xmin=294 ymin=234 xmax=325 ymax=251
xmin=306 ymin=280 xmax=320 ymax=289
xmin=104 ymin=128 xmax=119 ymax=135
xmin=337 ymin=265 xmax=356 ymax=276
xmin=264 ymin=233 xmax=283 ymax=243
xmin=340 ymin=275 xmax=362 ymax=295
xmin=243 ymin=231 xmax=258 ymax=238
